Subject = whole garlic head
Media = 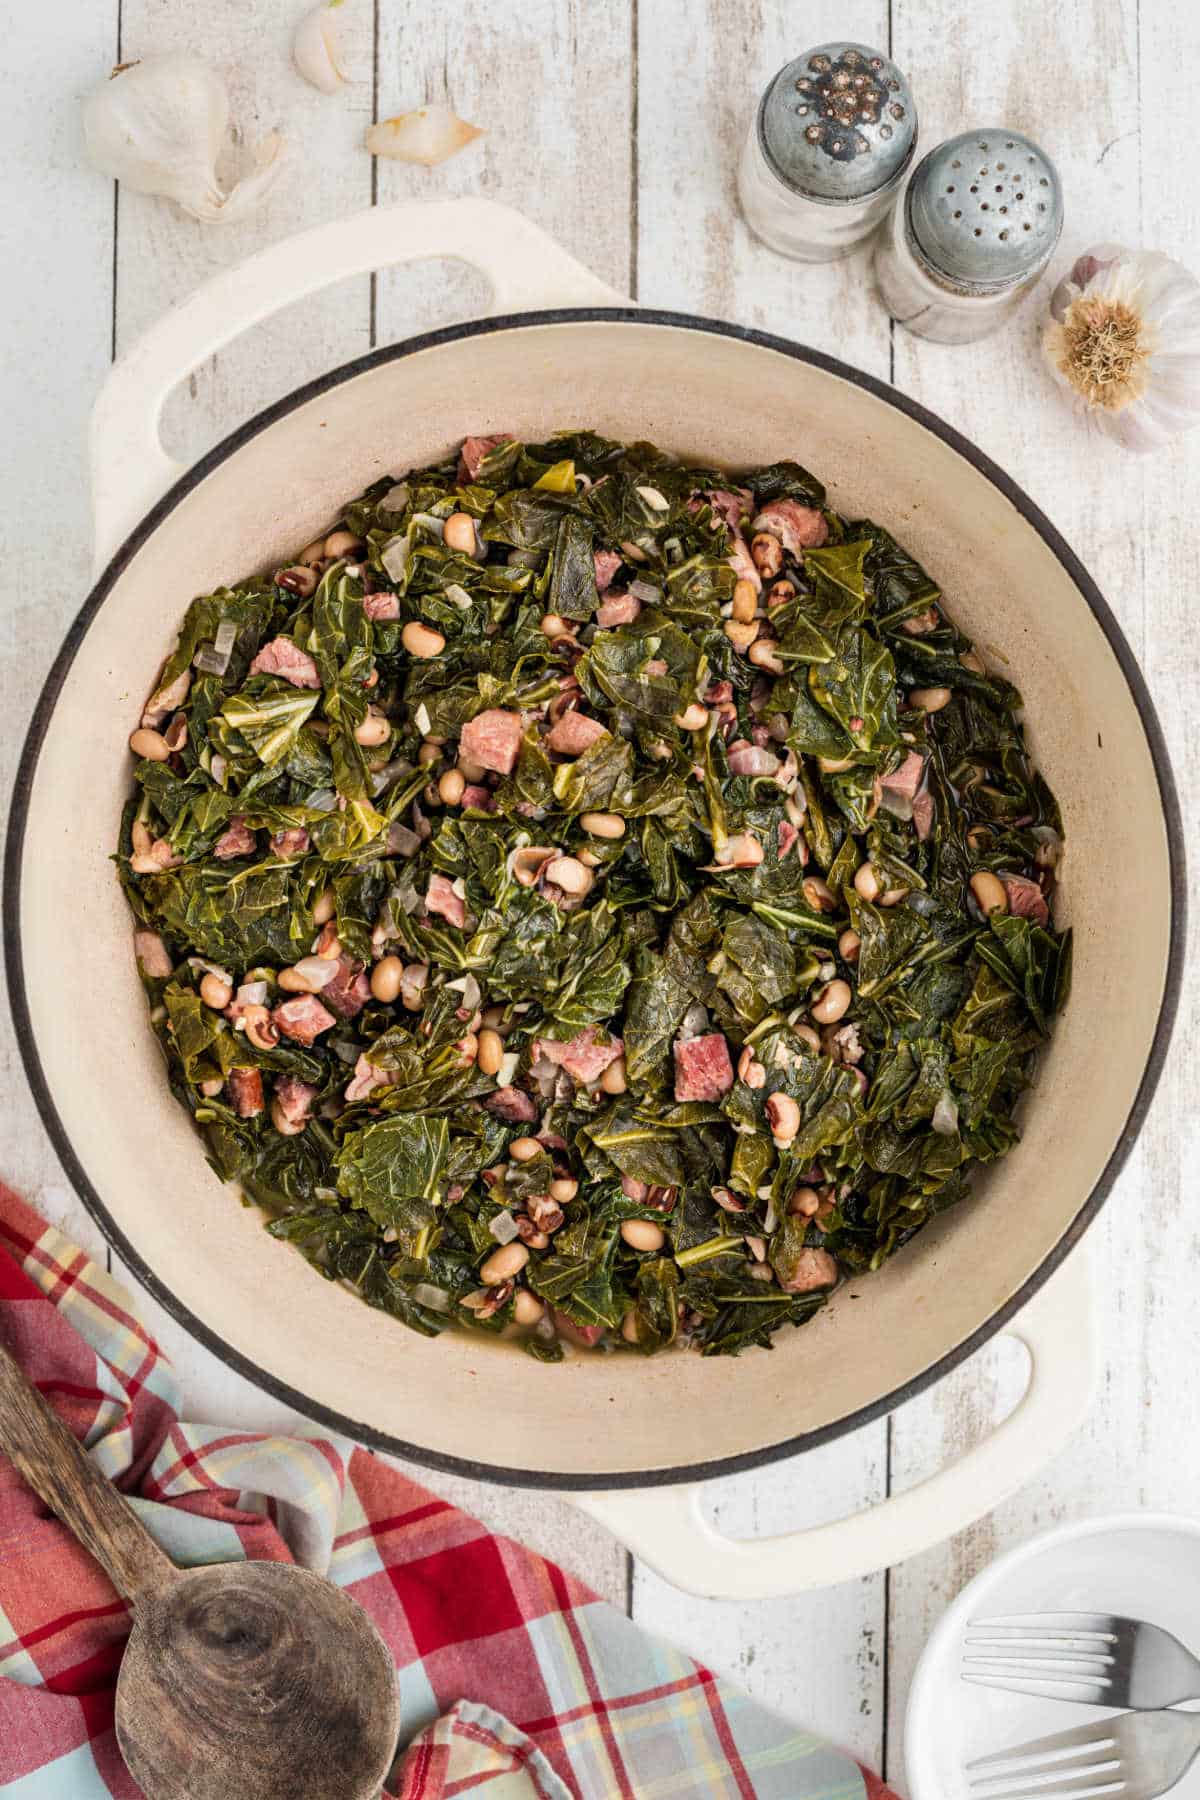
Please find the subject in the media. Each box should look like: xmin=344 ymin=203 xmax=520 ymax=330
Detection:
xmin=1043 ymin=246 xmax=1200 ymax=451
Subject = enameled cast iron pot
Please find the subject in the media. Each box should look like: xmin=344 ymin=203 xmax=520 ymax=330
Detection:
xmin=5 ymin=201 xmax=1184 ymax=1598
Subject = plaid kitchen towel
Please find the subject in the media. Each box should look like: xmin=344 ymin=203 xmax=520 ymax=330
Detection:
xmin=0 ymin=1184 xmax=897 ymax=1799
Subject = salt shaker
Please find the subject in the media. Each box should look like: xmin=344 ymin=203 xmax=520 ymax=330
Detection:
xmin=874 ymin=129 xmax=1063 ymax=342
xmin=738 ymin=43 xmax=917 ymax=263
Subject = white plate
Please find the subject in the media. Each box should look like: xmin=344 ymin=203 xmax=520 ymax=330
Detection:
xmin=906 ymin=1513 xmax=1200 ymax=1798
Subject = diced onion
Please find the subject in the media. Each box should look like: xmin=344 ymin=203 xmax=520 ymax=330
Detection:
xmin=194 ymin=643 xmax=231 ymax=676
xmin=387 ymin=821 xmax=422 ymax=858
xmin=497 ymin=1051 xmax=520 ymax=1086
xmin=306 ymin=788 xmax=337 ymax=812
xmin=488 ymin=1211 xmax=520 ymax=1245
xmin=880 ymin=789 xmax=914 ymax=822
xmin=236 ymin=980 xmax=268 ymax=1006
xmin=210 ymin=754 xmax=227 ymax=785
xmin=932 ymin=1091 xmax=960 ymax=1136
xmin=331 ymin=1038 xmax=360 ymax=1064
xmin=447 ymin=973 xmax=481 ymax=1013
xmin=444 ymin=584 xmax=473 ymax=610
xmin=680 ymin=1001 xmax=709 ymax=1040
xmin=412 ymin=1282 xmax=452 ymax=1313
xmin=186 ymin=956 xmax=233 ymax=985
xmin=636 ymin=485 xmax=670 ymax=511
xmin=381 ymin=535 xmax=410 ymax=582
xmin=412 ymin=511 xmax=446 ymax=537
xmin=380 ymin=482 xmax=410 ymax=513
xmin=763 ymin=1198 xmax=779 ymax=1234
xmin=214 ymin=618 xmax=237 ymax=656
xmin=908 ymin=892 xmax=937 ymax=917
xmin=628 ymin=578 xmax=661 ymax=604
xmin=414 ymin=703 xmax=432 ymax=737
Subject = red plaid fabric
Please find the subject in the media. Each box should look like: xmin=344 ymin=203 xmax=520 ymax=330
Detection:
xmin=0 ymin=1184 xmax=899 ymax=1798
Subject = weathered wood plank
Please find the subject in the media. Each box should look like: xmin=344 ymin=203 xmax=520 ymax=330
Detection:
xmin=629 ymin=0 xmax=893 ymax=1759
xmin=372 ymin=0 xmax=635 ymax=333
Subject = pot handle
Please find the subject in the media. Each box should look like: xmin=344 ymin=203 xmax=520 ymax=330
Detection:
xmin=90 ymin=197 xmax=627 ymax=571
xmin=574 ymin=1246 xmax=1096 ymax=1599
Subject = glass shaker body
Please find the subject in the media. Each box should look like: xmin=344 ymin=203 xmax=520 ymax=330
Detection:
xmin=739 ymin=125 xmax=908 ymax=263
xmin=873 ymin=202 xmax=1043 ymax=343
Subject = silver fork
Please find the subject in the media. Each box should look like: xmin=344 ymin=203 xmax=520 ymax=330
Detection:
xmin=966 ymin=1709 xmax=1200 ymax=1800
xmin=962 ymin=1613 xmax=1200 ymax=1708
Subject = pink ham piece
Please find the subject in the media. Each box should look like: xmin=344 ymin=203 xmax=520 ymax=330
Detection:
xmin=458 ymin=433 xmax=513 ymax=483
xmin=673 ymin=1033 xmax=735 ymax=1102
xmin=249 ymin=636 xmax=321 ymax=689
xmin=459 ymin=707 xmax=523 ymax=776
xmin=485 ymin=1086 xmax=539 ymax=1124
xmin=752 ymin=500 xmax=829 ymax=554
xmin=461 ymin=784 xmax=494 ymax=811
xmin=621 ymin=1175 xmax=649 ymax=1202
xmin=778 ymin=1248 xmax=839 ymax=1293
xmin=270 ymin=827 xmax=310 ymax=858
xmin=274 ymin=1076 xmax=318 ymax=1126
xmin=1002 ymin=874 xmax=1051 ymax=926
xmin=699 ymin=487 xmax=751 ymax=532
xmin=533 ymin=1027 xmax=624 ymax=1086
xmin=344 ymin=1054 xmax=395 ymax=1104
xmin=213 ymin=816 xmax=256 ymax=861
xmin=426 ymin=872 xmax=466 ymax=928
xmin=133 ymin=929 xmax=173 ymax=979
xmin=778 ymin=820 xmax=800 ymax=860
xmin=363 ymin=591 xmax=401 ymax=622
xmin=912 ymin=789 xmax=935 ymax=842
xmin=322 ymin=957 xmax=372 ymax=1019
xmin=596 ymin=591 xmax=641 ymax=628
xmin=272 ymin=995 xmax=336 ymax=1045
xmin=544 ymin=711 xmax=609 ymax=755
xmin=141 ymin=667 xmax=191 ymax=731
xmin=593 ymin=549 xmax=622 ymax=592
xmin=727 ymin=743 xmax=781 ymax=777
xmin=881 ymin=750 xmax=926 ymax=802
xmin=227 ymin=1068 xmax=264 ymax=1119
xmin=551 ymin=1310 xmax=605 ymax=1348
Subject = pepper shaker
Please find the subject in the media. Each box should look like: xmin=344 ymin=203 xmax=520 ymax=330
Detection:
xmin=874 ymin=129 xmax=1064 ymax=342
xmin=738 ymin=43 xmax=918 ymax=263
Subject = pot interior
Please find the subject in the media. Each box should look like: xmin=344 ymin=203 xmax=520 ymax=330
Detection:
xmin=11 ymin=316 xmax=1176 ymax=1483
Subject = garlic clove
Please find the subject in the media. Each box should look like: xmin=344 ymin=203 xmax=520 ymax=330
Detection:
xmin=82 ymin=54 xmax=284 ymax=225
xmin=365 ymin=103 xmax=484 ymax=166
xmin=294 ymin=1 xmax=349 ymax=95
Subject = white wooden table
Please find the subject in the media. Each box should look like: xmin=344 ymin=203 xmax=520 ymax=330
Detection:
xmin=3 ymin=2 xmax=1198 ymax=1789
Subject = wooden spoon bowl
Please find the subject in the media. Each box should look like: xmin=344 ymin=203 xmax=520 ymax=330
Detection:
xmin=0 ymin=1343 xmax=400 ymax=1799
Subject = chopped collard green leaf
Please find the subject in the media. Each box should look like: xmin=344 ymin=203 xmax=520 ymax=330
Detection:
xmin=119 ymin=430 xmax=1068 ymax=1359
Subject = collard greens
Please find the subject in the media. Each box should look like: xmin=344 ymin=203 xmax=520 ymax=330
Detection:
xmin=119 ymin=430 xmax=1068 ymax=1360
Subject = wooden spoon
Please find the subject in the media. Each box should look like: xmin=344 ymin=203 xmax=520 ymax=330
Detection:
xmin=0 ymin=1342 xmax=401 ymax=1799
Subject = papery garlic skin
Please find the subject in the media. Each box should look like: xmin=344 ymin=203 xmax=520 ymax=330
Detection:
xmin=1043 ymin=245 xmax=1200 ymax=452
xmin=82 ymin=54 xmax=284 ymax=224
xmin=365 ymin=104 xmax=484 ymax=167
xmin=294 ymin=2 xmax=348 ymax=95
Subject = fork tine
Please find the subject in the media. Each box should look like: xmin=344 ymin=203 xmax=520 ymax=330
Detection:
xmin=971 ymin=1613 xmax=1120 ymax=1638
xmin=968 ymin=1722 xmax=1120 ymax=1771
xmin=966 ymin=1775 xmax=1125 ymax=1799
xmin=963 ymin=1655 xmax=1114 ymax=1675
xmin=967 ymin=1624 xmax=1119 ymax=1645
xmin=962 ymin=1673 xmax=1113 ymax=1703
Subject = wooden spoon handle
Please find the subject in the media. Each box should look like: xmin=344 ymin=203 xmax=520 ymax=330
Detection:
xmin=0 ymin=1340 xmax=177 ymax=1602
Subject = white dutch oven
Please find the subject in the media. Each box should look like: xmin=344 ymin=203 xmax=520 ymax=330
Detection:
xmin=4 ymin=200 xmax=1184 ymax=1598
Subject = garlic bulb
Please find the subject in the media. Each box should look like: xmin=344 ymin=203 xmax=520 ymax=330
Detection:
xmin=1043 ymin=246 xmax=1200 ymax=451
xmin=82 ymin=55 xmax=284 ymax=224
xmin=293 ymin=2 xmax=348 ymax=95
xmin=365 ymin=103 xmax=484 ymax=167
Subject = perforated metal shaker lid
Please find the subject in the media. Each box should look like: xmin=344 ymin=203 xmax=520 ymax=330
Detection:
xmin=759 ymin=43 xmax=917 ymax=203
xmin=906 ymin=129 xmax=1063 ymax=292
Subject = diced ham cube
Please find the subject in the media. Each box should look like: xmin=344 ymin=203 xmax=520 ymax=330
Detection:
xmin=705 ymin=679 xmax=734 ymax=705
xmin=133 ymin=929 xmax=173 ymax=978
xmin=426 ymin=872 xmax=466 ymax=928
xmin=752 ymin=500 xmax=829 ymax=554
xmin=533 ymin=1028 xmax=624 ymax=1087
xmin=596 ymin=591 xmax=641 ymax=628
xmin=728 ymin=743 xmax=781 ymax=777
xmin=702 ymin=487 xmax=752 ymax=531
xmin=344 ymin=1054 xmax=395 ymax=1104
xmin=272 ymin=995 xmax=336 ymax=1045
xmin=621 ymin=1175 xmax=649 ymax=1202
xmin=1002 ymin=874 xmax=1050 ymax=926
xmin=593 ymin=549 xmax=622 ymax=592
xmin=727 ymin=531 xmax=762 ymax=593
xmin=270 ymin=827 xmax=310 ymax=858
xmin=778 ymin=1248 xmax=839 ymax=1294
xmin=912 ymin=789 xmax=935 ymax=842
xmin=461 ymin=783 xmax=494 ymax=811
xmin=322 ymin=956 xmax=372 ymax=1019
xmin=779 ymin=820 xmax=799 ymax=861
xmin=460 ymin=707 xmax=523 ymax=776
xmin=673 ymin=1033 xmax=735 ymax=1102
xmin=544 ymin=711 xmax=609 ymax=755
xmin=274 ymin=1075 xmax=318 ymax=1126
xmin=227 ymin=1068 xmax=264 ymax=1118
xmin=881 ymin=750 xmax=926 ymax=802
xmin=551 ymin=1310 xmax=605 ymax=1348
xmin=249 ymin=636 xmax=321 ymax=689
xmin=458 ymin=433 xmax=513 ymax=483
xmin=213 ymin=816 xmax=256 ymax=861
xmin=485 ymin=1085 xmax=539 ymax=1123
xmin=363 ymin=591 xmax=400 ymax=622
